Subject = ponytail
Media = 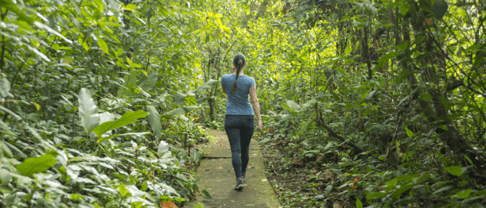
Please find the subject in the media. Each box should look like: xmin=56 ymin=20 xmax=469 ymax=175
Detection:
xmin=230 ymin=54 xmax=246 ymax=93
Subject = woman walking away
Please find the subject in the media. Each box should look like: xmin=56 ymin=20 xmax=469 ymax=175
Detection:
xmin=220 ymin=53 xmax=263 ymax=191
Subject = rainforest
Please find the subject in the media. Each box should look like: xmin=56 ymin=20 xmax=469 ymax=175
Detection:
xmin=0 ymin=0 xmax=485 ymax=207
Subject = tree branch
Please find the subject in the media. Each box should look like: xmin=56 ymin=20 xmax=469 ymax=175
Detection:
xmin=318 ymin=115 xmax=364 ymax=153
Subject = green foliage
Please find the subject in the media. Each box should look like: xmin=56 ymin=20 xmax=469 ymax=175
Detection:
xmin=0 ymin=78 xmax=10 ymax=100
xmin=165 ymin=106 xmax=200 ymax=116
xmin=366 ymin=192 xmax=386 ymax=200
xmin=93 ymin=110 xmax=148 ymax=137
xmin=356 ymin=198 xmax=363 ymax=208
xmin=147 ymin=105 xmax=162 ymax=139
xmin=158 ymin=140 xmax=169 ymax=156
xmin=78 ymin=88 xmax=100 ymax=135
xmin=15 ymin=154 xmax=57 ymax=177
xmin=248 ymin=0 xmax=486 ymax=207
xmin=202 ymin=189 xmax=213 ymax=201
xmin=0 ymin=0 xmax=213 ymax=206
xmin=444 ymin=166 xmax=464 ymax=177
xmin=1 ymin=0 xmax=485 ymax=207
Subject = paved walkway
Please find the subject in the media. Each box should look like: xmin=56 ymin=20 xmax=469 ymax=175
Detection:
xmin=186 ymin=130 xmax=280 ymax=208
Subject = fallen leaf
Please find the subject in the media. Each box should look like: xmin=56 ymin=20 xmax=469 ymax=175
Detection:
xmin=217 ymin=166 xmax=222 ymax=169
xmin=315 ymin=154 xmax=324 ymax=162
xmin=323 ymin=171 xmax=335 ymax=180
xmin=338 ymin=185 xmax=351 ymax=192
xmin=328 ymin=192 xmax=340 ymax=198
xmin=289 ymin=158 xmax=304 ymax=167
xmin=333 ymin=201 xmax=343 ymax=208
xmin=161 ymin=201 xmax=178 ymax=208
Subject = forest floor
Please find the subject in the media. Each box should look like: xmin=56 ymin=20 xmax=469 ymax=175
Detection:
xmin=185 ymin=130 xmax=281 ymax=208
xmin=258 ymin=136 xmax=347 ymax=208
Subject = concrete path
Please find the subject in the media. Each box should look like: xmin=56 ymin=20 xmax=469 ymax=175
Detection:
xmin=186 ymin=130 xmax=280 ymax=208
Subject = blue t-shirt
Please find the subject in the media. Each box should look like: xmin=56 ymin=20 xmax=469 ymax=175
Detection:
xmin=220 ymin=74 xmax=255 ymax=115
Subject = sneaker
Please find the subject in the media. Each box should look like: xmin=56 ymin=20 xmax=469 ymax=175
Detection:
xmin=242 ymin=172 xmax=246 ymax=182
xmin=234 ymin=177 xmax=244 ymax=190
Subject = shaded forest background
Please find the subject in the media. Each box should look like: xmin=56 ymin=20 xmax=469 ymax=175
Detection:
xmin=0 ymin=0 xmax=485 ymax=207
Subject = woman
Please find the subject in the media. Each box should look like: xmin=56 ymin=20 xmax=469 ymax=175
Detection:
xmin=220 ymin=53 xmax=263 ymax=190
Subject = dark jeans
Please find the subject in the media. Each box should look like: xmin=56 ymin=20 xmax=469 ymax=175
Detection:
xmin=224 ymin=115 xmax=254 ymax=180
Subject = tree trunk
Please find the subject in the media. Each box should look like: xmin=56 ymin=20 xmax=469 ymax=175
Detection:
xmin=208 ymin=97 xmax=215 ymax=121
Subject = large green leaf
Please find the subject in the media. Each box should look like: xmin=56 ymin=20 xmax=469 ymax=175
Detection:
xmin=356 ymin=198 xmax=363 ymax=208
xmin=455 ymin=189 xmax=471 ymax=199
xmin=93 ymin=110 xmax=148 ymax=137
xmin=1 ymin=3 xmax=33 ymax=23
xmin=366 ymin=192 xmax=386 ymax=200
xmin=158 ymin=140 xmax=169 ymax=156
xmin=97 ymin=132 xmax=151 ymax=143
xmin=99 ymin=112 xmax=115 ymax=136
xmin=34 ymin=22 xmax=72 ymax=44
xmin=378 ymin=51 xmax=400 ymax=69
xmin=396 ymin=69 xmax=413 ymax=84
xmin=196 ymin=79 xmax=218 ymax=91
xmin=202 ymin=189 xmax=213 ymax=201
xmin=173 ymin=91 xmax=195 ymax=104
xmin=0 ymin=78 xmax=10 ymax=99
xmin=0 ymin=169 xmax=12 ymax=185
xmin=157 ymin=93 xmax=168 ymax=102
xmin=138 ymin=72 xmax=158 ymax=92
xmin=173 ymin=92 xmax=186 ymax=103
xmin=117 ymin=70 xmax=138 ymax=97
xmin=195 ymin=96 xmax=210 ymax=103
xmin=432 ymin=0 xmax=448 ymax=20
xmin=405 ymin=127 xmax=414 ymax=138
xmin=473 ymin=52 xmax=484 ymax=67
xmin=119 ymin=183 xmax=129 ymax=197
xmin=125 ymin=4 xmax=138 ymax=11
xmin=164 ymin=106 xmax=199 ymax=116
xmin=344 ymin=44 xmax=352 ymax=55
xmin=0 ymin=120 xmax=16 ymax=137
xmin=365 ymin=90 xmax=376 ymax=100
xmin=0 ymin=141 xmax=12 ymax=158
xmin=97 ymin=36 xmax=109 ymax=54
xmin=99 ymin=112 xmax=115 ymax=124
xmin=444 ymin=166 xmax=463 ymax=177
xmin=395 ymin=40 xmax=409 ymax=51
xmin=147 ymin=105 xmax=162 ymax=139
xmin=392 ymin=184 xmax=414 ymax=199
xmin=0 ymin=105 xmax=21 ymax=120
xmin=152 ymin=92 xmax=168 ymax=107
xmin=78 ymin=88 xmax=100 ymax=135
xmin=16 ymin=154 xmax=57 ymax=177
xmin=281 ymin=100 xmax=301 ymax=113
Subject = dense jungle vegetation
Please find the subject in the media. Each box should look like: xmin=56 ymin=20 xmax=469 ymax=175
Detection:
xmin=0 ymin=0 xmax=485 ymax=207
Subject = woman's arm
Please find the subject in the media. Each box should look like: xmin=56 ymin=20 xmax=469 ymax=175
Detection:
xmin=249 ymin=86 xmax=262 ymax=131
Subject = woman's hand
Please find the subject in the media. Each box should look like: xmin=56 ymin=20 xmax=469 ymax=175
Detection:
xmin=257 ymin=119 xmax=263 ymax=132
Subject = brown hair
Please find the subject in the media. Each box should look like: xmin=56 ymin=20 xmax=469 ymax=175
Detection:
xmin=230 ymin=53 xmax=246 ymax=93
